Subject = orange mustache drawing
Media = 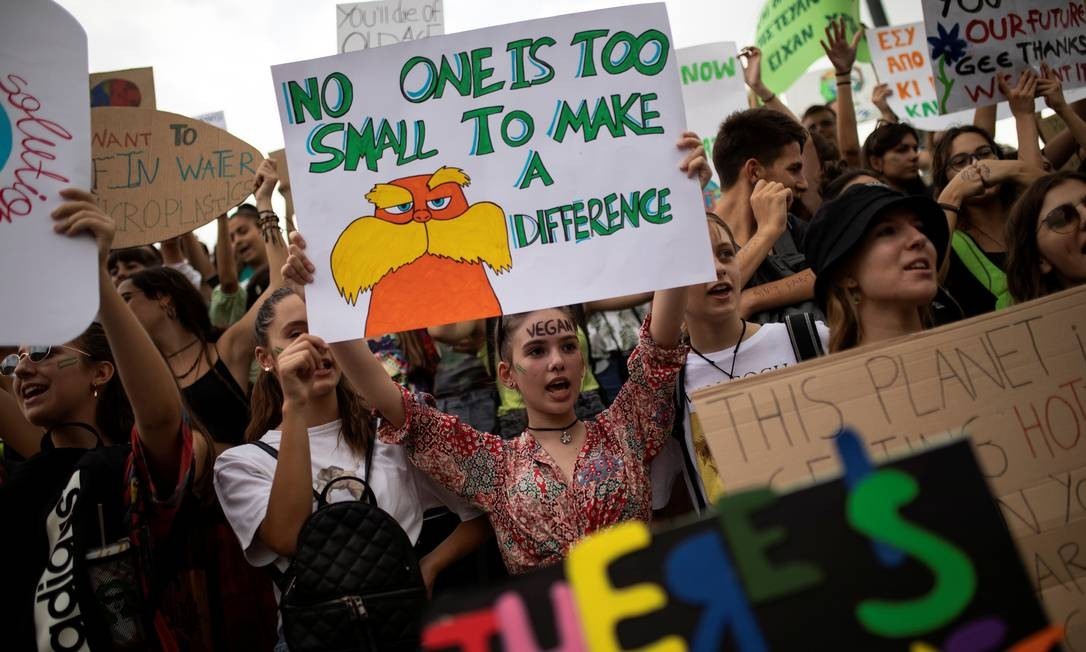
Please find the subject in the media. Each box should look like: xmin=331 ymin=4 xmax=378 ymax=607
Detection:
xmin=331 ymin=166 xmax=512 ymax=336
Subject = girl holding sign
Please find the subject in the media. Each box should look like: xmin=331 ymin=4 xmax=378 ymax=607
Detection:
xmin=278 ymin=138 xmax=710 ymax=574
xmin=0 ymin=189 xmax=192 ymax=651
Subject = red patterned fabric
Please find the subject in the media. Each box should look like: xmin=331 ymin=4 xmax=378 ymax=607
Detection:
xmin=379 ymin=318 xmax=686 ymax=575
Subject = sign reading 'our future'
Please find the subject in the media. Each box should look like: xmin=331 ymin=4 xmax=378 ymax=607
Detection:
xmin=273 ymin=3 xmax=713 ymax=341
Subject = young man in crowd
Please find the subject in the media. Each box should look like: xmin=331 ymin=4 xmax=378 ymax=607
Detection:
xmin=711 ymin=107 xmax=821 ymax=323
xmin=802 ymin=104 xmax=838 ymax=149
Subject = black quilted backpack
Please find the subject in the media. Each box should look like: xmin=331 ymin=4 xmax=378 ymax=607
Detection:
xmin=251 ymin=439 xmax=427 ymax=652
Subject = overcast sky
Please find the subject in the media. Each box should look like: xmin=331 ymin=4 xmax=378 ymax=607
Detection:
xmin=54 ymin=0 xmax=967 ymax=245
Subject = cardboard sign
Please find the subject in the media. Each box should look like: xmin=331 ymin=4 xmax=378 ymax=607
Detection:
xmin=91 ymin=108 xmax=263 ymax=249
xmin=923 ymin=0 xmax=1086 ymax=114
xmin=786 ymin=63 xmax=881 ymax=124
xmin=89 ymin=66 xmax=155 ymax=109
xmin=1 ymin=0 xmax=97 ymax=345
xmin=692 ymin=286 xmax=1086 ymax=648
xmin=273 ymin=4 xmax=713 ymax=341
xmin=755 ymin=0 xmax=869 ymax=94
xmin=869 ymin=21 xmax=1086 ymax=131
xmin=677 ymin=42 xmax=747 ymax=210
xmin=337 ymin=0 xmax=444 ymax=53
xmin=423 ymin=437 xmax=1055 ymax=650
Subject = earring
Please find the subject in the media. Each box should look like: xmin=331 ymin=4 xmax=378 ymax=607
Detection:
xmin=91 ymin=384 xmax=99 ymax=399
xmin=851 ymin=290 xmax=862 ymax=305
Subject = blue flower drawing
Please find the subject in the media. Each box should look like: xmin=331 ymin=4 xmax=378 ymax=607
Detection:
xmin=927 ymin=23 xmax=967 ymax=64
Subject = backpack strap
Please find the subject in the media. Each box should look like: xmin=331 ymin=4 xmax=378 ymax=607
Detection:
xmin=249 ymin=439 xmax=320 ymax=593
xmin=951 ymin=231 xmax=1012 ymax=309
xmin=785 ymin=313 xmax=826 ymax=362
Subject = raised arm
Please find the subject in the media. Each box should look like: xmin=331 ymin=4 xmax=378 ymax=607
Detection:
xmin=736 ymin=180 xmax=792 ymax=287
xmin=740 ymin=46 xmax=800 ymax=123
xmin=739 ymin=268 xmax=815 ymax=318
xmin=257 ymin=333 xmax=326 ymax=556
xmin=821 ymin=17 xmax=864 ymax=167
xmin=973 ymin=104 xmax=997 ymax=137
xmin=1000 ymin=70 xmax=1044 ymax=171
xmin=181 ymin=231 xmax=215 ymax=301
xmin=215 ymin=213 xmax=239 ymax=294
xmin=53 ymin=189 xmax=183 ymax=481
xmin=220 ymin=159 xmax=289 ymax=382
xmin=1039 ymin=64 xmax=1086 ymax=166
xmin=871 ymin=83 xmax=899 ymax=125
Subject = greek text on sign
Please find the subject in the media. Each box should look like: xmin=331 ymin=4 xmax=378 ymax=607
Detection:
xmin=273 ymin=3 xmax=713 ymax=341
xmin=92 ymin=108 xmax=263 ymax=249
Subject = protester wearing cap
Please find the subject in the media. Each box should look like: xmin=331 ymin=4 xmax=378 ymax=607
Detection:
xmin=804 ymin=183 xmax=949 ymax=353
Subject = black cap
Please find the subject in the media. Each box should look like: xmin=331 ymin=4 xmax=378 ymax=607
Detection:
xmin=803 ymin=184 xmax=949 ymax=307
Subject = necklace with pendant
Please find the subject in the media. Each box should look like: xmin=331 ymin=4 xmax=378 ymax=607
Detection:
xmin=527 ymin=417 xmax=580 ymax=444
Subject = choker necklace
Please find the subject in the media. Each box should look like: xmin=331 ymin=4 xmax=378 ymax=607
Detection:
xmin=165 ymin=337 xmax=200 ymax=359
xmin=689 ymin=319 xmax=748 ymax=380
xmin=527 ymin=417 xmax=580 ymax=445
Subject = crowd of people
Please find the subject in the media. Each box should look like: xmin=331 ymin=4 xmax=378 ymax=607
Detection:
xmin=2 ymin=15 xmax=1085 ymax=652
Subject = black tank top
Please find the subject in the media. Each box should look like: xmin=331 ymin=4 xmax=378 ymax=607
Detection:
xmin=182 ymin=357 xmax=250 ymax=445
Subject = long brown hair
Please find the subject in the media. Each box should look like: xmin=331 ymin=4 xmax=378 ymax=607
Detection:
xmin=1006 ymin=171 xmax=1086 ymax=302
xmin=824 ymin=279 xmax=862 ymax=353
xmin=245 ymin=287 xmax=373 ymax=457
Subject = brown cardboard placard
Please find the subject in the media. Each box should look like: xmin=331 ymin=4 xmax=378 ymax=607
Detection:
xmin=89 ymin=66 xmax=156 ymax=108
xmin=91 ymin=108 xmax=263 ymax=248
xmin=692 ymin=285 xmax=1086 ymax=646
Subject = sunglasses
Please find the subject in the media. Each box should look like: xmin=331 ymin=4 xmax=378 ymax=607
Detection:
xmin=1 ymin=345 xmax=92 ymax=376
xmin=948 ymin=146 xmax=997 ymax=170
xmin=1038 ymin=197 xmax=1086 ymax=234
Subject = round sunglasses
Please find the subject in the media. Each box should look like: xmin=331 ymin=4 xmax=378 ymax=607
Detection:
xmin=1038 ymin=197 xmax=1086 ymax=234
xmin=1 ymin=345 xmax=92 ymax=376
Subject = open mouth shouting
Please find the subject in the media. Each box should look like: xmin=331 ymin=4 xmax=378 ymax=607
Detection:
xmin=544 ymin=376 xmax=572 ymax=402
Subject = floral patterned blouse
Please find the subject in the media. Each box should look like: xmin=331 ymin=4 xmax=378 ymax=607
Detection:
xmin=378 ymin=317 xmax=687 ymax=575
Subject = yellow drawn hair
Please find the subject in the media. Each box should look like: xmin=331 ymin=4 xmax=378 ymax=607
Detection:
xmin=364 ymin=183 xmax=413 ymax=210
xmin=330 ymin=217 xmax=427 ymax=304
xmin=426 ymin=201 xmax=512 ymax=273
xmin=428 ymin=167 xmax=470 ymax=190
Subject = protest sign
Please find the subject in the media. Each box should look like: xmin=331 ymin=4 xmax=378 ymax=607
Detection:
xmin=337 ymin=0 xmax=443 ymax=53
xmin=786 ymin=63 xmax=880 ymax=124
xmin=692 ymin=286 xmax=1086 ymax=648
xmin=273 ymin=4 xmax=713 ymax=341
xmin=677 ymin=42 xmax=747 ymax=210
xmin=423 ymin=436 xmax=1056 ymax=650
xmin=195 ymin=110 xmax=227 ymax=131
xmin=91 ymin=108 xmax=263 ymax=249
xmin=89 ymin=66 xmax=155 ymax=109
xmin=923 ymin=0 xmax=1086 ymax=114
xmin=869 ymin=21 xmax=1086 ymax=131
xmin=755 ymin=0 xmax=868 ymax=94
xmin=1 ymin=0 xmax=97 ymax=345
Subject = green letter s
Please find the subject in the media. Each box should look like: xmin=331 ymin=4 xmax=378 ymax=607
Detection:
xmin=847 ymin=469 xmax=976 ymax=638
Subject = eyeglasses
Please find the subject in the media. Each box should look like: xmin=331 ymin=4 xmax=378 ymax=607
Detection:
xmin=1 ymin=345 xmax=92 ymax=376
xmin=947 ymin=146 xmax=997 ymax=170
xmin=1038 ymin=197 xmax=1086 ymax=234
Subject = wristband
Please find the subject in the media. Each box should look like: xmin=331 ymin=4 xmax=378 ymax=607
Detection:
xmin=938 ymin=202 xmax=960 ymax=214
xmin=760 ymin=93 xmax=776 ymax=104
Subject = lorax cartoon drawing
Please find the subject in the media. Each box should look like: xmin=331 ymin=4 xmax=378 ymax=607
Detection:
xmin=331 ymin=166 xmax=512 ymax=336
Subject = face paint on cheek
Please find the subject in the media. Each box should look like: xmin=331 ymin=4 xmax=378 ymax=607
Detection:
xmin=56 ymin=357 xmax=79 ymax=369
xmin=514 ymin=362 xmax=528 ymax=375
xmin=273 ymin=347 xmax=284 ymax=355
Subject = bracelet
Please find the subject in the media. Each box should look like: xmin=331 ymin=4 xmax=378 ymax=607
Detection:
xmin=257 ymin=211 xmax=282 ymax=243
xmin=938 ymin=202 xmax=960 ymax=214
xmin=760 ymin=93 xmax=776 ymax=104
xmin=836 ymin=80 xmax=851 ymax=87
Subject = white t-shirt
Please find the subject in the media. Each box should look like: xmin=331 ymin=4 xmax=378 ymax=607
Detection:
xmin=654 ymin=321 xmax=830 ymax=508
xmin=213 ymin=419 xmax=482 ymax=578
